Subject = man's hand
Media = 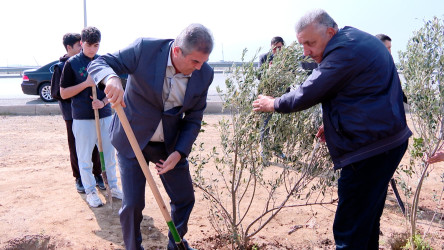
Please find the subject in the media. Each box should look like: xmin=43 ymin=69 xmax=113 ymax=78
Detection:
xmin=104 ymin=77 xmax=126 ymax=108
xmin=426 ymin=150 xmax=444 ymax=164
xmin=252 ymin=95 xmax=275 ymax=112
xmin=155 ymin=151 xmax=181 ymax=175
xmin=316 ymin=125 xmax=326 ymax=143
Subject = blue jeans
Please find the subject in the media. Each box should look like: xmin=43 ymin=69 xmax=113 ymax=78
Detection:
xmin=118 ymin=142 xmax=195 ymax=250
xmin=72 ymin=117 xmax=118 ymax=194
xmin=333 ymin=140 xmax=408 ymax=249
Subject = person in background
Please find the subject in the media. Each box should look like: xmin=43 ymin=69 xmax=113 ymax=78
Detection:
xmin=253 ymin=9 xmax=411 ymax=248
xmin=87 ymin=23 xmax=214 ymax=250
xmin=50 ymin=33 xmax=105 ymax=193
xmin=60 ymin=27 xmax=123 ymax=208
xmin=376 ymin=33 xmax=392 ymax=54
xmin=258 ymin=37 xmax=286 ymax=162
xmin=376 ymin=34 xmax=408 ymax=104
xmin=259 ymin=36 xmax=285 ymax=67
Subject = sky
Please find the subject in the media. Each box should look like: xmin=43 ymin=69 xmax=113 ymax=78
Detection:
xmin=1 ymin=0 xmax=443 ymax=67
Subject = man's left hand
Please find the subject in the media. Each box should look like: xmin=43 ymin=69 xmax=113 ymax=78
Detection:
xmin=155 ymin=151 xmax=181 ymax=175
xmin=252 ymin=95 xmax=275 ymax=112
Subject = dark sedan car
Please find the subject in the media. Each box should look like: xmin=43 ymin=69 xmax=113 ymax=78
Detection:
xmin=21 ymin=60 xmax=127 ymax=102
xmin=21 ymin=60 xmax=58 ymax=102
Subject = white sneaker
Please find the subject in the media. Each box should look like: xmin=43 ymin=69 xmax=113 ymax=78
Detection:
xmin=111 ymin=187 xmax=123 ymax=200
xmin=86 ymin=191 xmax=103 ymax=207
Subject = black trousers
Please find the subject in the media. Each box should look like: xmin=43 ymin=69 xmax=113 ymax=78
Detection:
xmin=65 ymin=119 xmax=102 ymax=179
xmin=333 ymin=140 xmax=408 ymax=249
xmin=118 ymin=142 xmax=195 ymax=250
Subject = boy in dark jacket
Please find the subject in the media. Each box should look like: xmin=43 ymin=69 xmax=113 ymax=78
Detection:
xmin=60 ymin=27 xmax=122 ymax=208
xmin=51 ymin=33 xmax=105 ymax=193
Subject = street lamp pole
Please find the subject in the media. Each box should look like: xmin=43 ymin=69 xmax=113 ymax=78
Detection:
xmin=83 ymin=0 xmax=87 ymax=28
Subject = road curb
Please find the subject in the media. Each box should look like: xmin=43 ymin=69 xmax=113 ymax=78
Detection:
xmin=0 ymin=104 xmax=60 ymax=116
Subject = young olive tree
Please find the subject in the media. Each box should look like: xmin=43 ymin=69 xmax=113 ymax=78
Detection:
xmin=398 ymin=16 xmax=444 ymax=248
xmin=191 ymin=43 xmax=337 ymax=249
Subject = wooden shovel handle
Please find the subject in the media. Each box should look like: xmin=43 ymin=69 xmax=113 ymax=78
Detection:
xmin=91 ymin=87 xmax=103 ymax=153
xmin=114 ymin=104 xmax=171 ymax=220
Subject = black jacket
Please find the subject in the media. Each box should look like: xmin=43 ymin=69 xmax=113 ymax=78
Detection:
xmin=61 ymin=51 xmax=111 ymax=120
xmin=274 ymin=26 xmax=411 ymax=169
xmin=51 ymin=55 xmax=73 ymax=120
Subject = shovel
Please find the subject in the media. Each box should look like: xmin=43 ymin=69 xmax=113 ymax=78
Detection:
xmin=114 ymin=104 xmax=187 ymax=250
xmin=92 ymin=86 xmax=113 ymax=208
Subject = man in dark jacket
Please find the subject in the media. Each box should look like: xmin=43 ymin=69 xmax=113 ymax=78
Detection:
xmin=253 ymin=9 xmax=411 ymax=249
xmin=258 ymin=36 xmax=285 ymax=67
xmin=376 ymin=33 xmax=392 ymax=53
xmin=50 ymin=33 xmax=104 ymax=193
xmin=376 ymin=33 xmax=408 ymax=104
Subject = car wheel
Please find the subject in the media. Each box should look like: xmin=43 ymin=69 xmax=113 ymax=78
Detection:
xmin=39 ymin=82 xmax=55 ymax=102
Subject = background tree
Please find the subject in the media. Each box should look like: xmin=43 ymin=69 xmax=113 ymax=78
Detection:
xmin=398 ymin=16 xmax=444 ymax=248
xmin=191 ymin=43 xmax=337 ymax=249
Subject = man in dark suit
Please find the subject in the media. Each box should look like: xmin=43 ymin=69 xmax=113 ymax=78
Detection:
xmin=88 ymin=23 xmax=214 ymax=250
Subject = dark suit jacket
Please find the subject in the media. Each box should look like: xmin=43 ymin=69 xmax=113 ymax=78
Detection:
xmin=88 ymin=38 xmax=214 ymax=159
xmin=258 ymin=52 xmax=273 ymax=67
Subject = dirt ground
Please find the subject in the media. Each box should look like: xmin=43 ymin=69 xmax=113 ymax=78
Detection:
xmin=0 ymin=114 xmax=443 ymax=249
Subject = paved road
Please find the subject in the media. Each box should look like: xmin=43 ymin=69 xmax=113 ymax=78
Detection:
xmin=0 ymin=85 xmax=223 ymax=116
xmin=0 ymin=75 xmax=225 ymax=115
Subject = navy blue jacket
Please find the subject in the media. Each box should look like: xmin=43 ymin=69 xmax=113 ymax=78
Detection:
xmin=88 ymin=38 xmax=214 ymax=159
xmin=61 ymin=52 xmax=112 ymax=120
xmin=259 ymin=52 xmax=273 ymax=67
xmin=274 ymin=26 xmax=411 ymax=169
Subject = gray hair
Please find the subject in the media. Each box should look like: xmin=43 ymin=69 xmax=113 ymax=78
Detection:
xmin=295 ymin=9 xmax=338 ymax=34
xmin=175 ymin=23 xmax=214 ymax=56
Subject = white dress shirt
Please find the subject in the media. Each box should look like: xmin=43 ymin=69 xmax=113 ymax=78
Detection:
xmin=150 ymin=48 xmax=192 ymax=142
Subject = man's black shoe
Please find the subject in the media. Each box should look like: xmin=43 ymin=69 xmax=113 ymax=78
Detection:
xmin=95 ymin=175 xmax=106 ymax=190
xmin=75 ymin=178 xmax=85 ymax=193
